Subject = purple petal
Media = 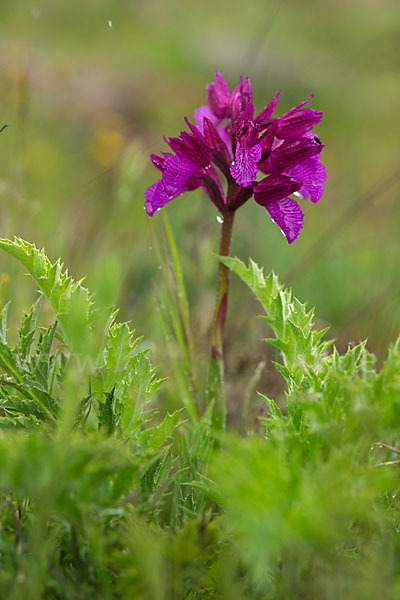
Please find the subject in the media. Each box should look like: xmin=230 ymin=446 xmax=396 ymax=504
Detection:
xmin=195 ymin=105 xmax=218 ymax=134
xmin=254 ymin=175 xmax=301 ymax=206
xmin=258 ymin=157 xmax=273 ymax=175
xmin=286 ymin=156 xmax=326 ymax=203
xmin=183 ymin=171 xmax=202 ymax=191
xmin=230 ymin=76 xmax=254 ymax=123
xmin=259 ymin=120 xmax=278 ymax=152
xmin=255 ymin=90 xmax=281 ymax=124
xmin=229 ymin=185 xmax=253 ymax=211
xmin=230 ymin=141 xmax=262 ymax=187
xmin=162 ymin=155 xmax=199 ymax=193
xmin=167 ymin=130 xmax=211 ymax=168
xmin=277 ymin=109 xmax=323 ymax=140
xmin=270 ymin=138 xmax=323 ymax=172
xmin=241 ymin=77 xmax=253 ymax=107
xmin=285 ymin=94 xmax=314 ymax=115
xmin=144 ymin=180 xmax=170 ymax=216
xmin=151 ymin=152 xmax=173 ymax=171
xmin=265 ymin=197 xmax=304 ymax=243
xmin=201 ymin=168 xmax=226 ymax=213
xmin=218 ymin=125 xmax=233 ymax=159
xmin=207 ymin=71 xmax=231 ymax=119
xmin=144 ymin=155 xmax=202 ymax=216
xmin=184 ymin=117 xmax=207 ymax=141
xmin=203 ymin=117 xmax=232 ymax=175
xmin=242 ymin=120 xmax=259 ymax=146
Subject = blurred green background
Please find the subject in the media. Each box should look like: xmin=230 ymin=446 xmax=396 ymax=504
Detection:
xmin=0 ymin=0 xmax=399 ymax=417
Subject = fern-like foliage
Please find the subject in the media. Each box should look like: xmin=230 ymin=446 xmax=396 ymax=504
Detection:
xmin=0 ymin=237 xmax=198 ymax=529
xmin=220 ymin=257 xmax=381 ymax=447
xmin=0 ymin=237 xmax=165 ymax=439
xmin=219 ymin=256 xmax=332 ymax=389
xmin=0 ymin=237 xmax=104 ymax=356
xmin=0 ymin=299 xmax=61 ymax=427
xmin=208 ymin=257 xmax=400 ymax=598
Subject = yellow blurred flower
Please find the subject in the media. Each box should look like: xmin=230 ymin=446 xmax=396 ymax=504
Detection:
xmin=89 ymin=111 xmax=127 ymax=167
xmin=89 ymin=127 xmax=125 ymax=167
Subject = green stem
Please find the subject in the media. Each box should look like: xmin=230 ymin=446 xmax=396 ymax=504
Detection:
xmin=208 ymin=188 xmax=236 ymax=429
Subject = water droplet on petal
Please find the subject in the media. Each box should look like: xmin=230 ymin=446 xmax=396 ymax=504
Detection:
xmin=108 ymin=20 xmax=113 ymax=27
xmin=216 ymin=215 xmax=223 ymax=224
xmin=231 ymin=161 xmax=236 ymax=166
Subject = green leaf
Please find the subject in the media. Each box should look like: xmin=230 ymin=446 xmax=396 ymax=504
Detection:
xmin=0 ymin=302 xmax=9 ymax=345
xmin=0 ymin=238 xmax=164 ymax=434
xmin=0 ymin=237 xmax=99 ymax=355
xmin=98 ymin=387 xmax=115 ymax=435
xmin=17 ymin=296 xmax=43 ymax=362
xmin=220 ymin=256 xmax=331 ymax=392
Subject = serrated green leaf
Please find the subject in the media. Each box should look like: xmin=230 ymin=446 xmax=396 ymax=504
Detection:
xmin=221 ymin=256 xmax=330 ymax=392
xmin=0 ymin=238 xmax=164 ymax=433
xmin=258 ymin=392 xmax=285 ymax=421
xmin=0 ymin=237 xmax=99 ymax=355
xmin=17 ymin=296 xmax=43 ymax=362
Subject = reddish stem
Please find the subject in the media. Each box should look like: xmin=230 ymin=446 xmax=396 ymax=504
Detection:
xmin=208 ymin=184 xmax=237 ymax=429
xmin=211 ymin=206 xmax=235 ymax=360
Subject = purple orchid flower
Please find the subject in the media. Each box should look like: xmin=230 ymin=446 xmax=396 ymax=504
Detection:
xmin=144 ymin=71 xmax=325 ymax=244
xmin=144 ymin=72 xmax=326 ymax=428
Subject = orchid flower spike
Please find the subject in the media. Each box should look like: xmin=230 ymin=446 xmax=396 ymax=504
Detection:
xmin=145 ymin=72 xmax=325 ymax=243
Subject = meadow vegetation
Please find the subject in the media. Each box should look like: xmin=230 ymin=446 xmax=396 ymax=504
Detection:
xmin=0 ymin=1 xmax=399 ymax=597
